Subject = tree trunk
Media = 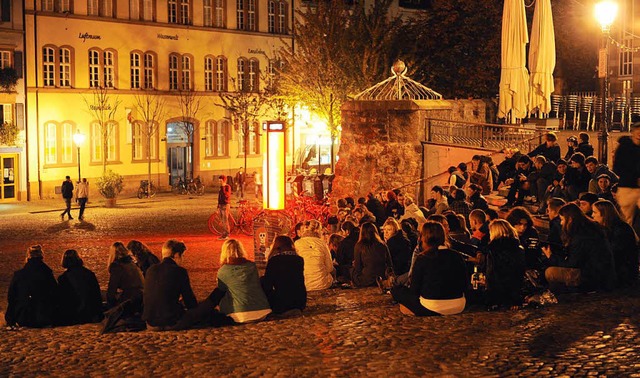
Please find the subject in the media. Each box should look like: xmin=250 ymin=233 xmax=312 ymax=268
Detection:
xmin=147 ymin=133 xmax=152 ymax=197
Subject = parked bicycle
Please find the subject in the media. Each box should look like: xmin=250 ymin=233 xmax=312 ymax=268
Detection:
xmin=208 ymin=200 xmax=260 ymax=236
xmin=171 ymin=177 xmax=188 ymax=195
xmin=187 ymin=176 xmax=205 ymax=196
xmin=137 ymin=180 xmax=157 ymax=199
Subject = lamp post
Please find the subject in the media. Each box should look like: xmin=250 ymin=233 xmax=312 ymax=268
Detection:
xmin=73 ymin=130 xmax=85 ymax=183
xmin=595 ymin=0 xmax=618 ymax=165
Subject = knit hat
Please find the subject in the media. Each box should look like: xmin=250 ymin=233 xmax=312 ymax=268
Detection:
xmin=596 ymin=174 xmax=611 ymax=181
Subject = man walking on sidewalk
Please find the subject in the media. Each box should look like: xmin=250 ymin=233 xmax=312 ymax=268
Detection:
xmin=60 ymin=176 xmax=74 ymax=220
xmin=76 ymin=178 xmax=89 ymax=221
xmin=217 ymin=175 xmax=232 ymax=240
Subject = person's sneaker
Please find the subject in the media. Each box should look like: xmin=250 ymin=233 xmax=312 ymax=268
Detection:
xmin=68 ymin=216 xmax=74 ymax=220
xmin=217 ymin=236 xmax=228 ymax=241
xmin=60 ymin=214 xmax=64 ymax=221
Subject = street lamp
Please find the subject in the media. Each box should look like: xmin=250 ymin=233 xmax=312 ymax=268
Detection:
xmin=73 ymin=130 xmax=85 ymax=183
xmin=595 ymin=0 xmax=618 ymax=165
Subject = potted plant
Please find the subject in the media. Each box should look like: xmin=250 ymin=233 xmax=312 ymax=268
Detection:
xmin=96 ymin=169 xmax=124 ymax=207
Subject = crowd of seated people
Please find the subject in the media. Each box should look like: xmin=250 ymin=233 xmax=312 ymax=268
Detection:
xmin=5 ymin=129 xmax=640 ymax=329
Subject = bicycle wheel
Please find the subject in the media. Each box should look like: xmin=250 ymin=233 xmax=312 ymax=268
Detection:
xmin=149 ymin=183 xmax=157 ymax=198
xmin=208 ymin=213 xmax=224 ymax=235
xmin=197 ymin=185 xmax=205 ymax=196
xmin=137 ymin=187 xmax=145 ymax=199
xmin=238 ymin=215 xmax=254 ymax=236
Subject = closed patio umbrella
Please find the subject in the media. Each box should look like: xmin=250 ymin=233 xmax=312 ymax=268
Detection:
xmin=528 ymin=0 xmax=556 ymax=117
xmin=498 ymin=0 xmax=530 ymax=123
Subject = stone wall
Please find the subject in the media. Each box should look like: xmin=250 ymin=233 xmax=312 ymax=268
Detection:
xmin=331 ymin=98 xmax=498 ymax=203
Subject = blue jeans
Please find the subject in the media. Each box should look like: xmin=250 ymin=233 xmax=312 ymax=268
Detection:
xmin=219 ymin=204 xmax=230 ymax=237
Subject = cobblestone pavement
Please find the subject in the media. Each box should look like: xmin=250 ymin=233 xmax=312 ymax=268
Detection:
xmin=1 ymin=195 xmax=640 ymax=376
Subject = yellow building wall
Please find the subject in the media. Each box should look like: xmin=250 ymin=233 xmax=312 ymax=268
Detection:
xmin=24 ymin=6 xmax=293 ymax=199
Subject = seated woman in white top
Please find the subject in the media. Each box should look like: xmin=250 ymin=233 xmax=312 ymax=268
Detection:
xmin=294 ymin=220 xmax=334 ymax=291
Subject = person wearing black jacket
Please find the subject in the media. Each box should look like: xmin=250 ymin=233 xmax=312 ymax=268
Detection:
xmin=261 ymin=235 xmax=307 ymax=314
xmin=106 ymin=242 xmax=144 ymax=312
xmin=576 ymin=132 xmax=594 ymax=158
xmin=352 ymin=222 xmax=390 ymax=287
xmin=503 ymin=156 xmax=534 ymax=208
xmin=335 ymin=220 xmax=359 ymax=282
xmin=143 ymin=239 xmax=199 ymax=329
xmin=466 ymin=184 xmax=489 ymax=211
xmin=60 ymin=175 xmax=74 ymax=220
xmin=126 ymin=240 xmax=160 ymax=276
xmin=382 ymin=218 xmax=412 ymax=276
xmin=612 ymin=124 xmax=640 ymax=227
xmin=391 ymin=222 xmax=467 ymax=316
xmin=564 ymin=153 xmax=591 ymax=200
xmin=506 ymin=207 xmax=540 ymax=270
xmin=497 ymin=148 xmax=523 ymax=186
xmin=542 ymin=204 xmax=616 ymax=292
xmin=5 ymin=245 xmax=58 ymax=328
xmin=485 ymin=220 xmax=526 ymax=308
xmin=593 ymin=200 xmax=639 ymax=287
xmin=57 ymin=249 xmax=103 ymax=325
xmin=527 ymin=132 xmax=561 ymax=163
xmin=527 ymin=156 xmax=556 ymax=206
xmin=365 ymin=192 xmax=386 ymax=228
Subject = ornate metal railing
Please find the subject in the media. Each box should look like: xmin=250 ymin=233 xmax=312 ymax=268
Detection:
xmin=425 ymin=118 xmax=546 ymax=153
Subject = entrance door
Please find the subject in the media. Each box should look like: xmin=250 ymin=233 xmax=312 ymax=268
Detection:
xmin=0 ymin=154 xmax=17 ymax=200
xmin=166 ymin=121 xmax=193 ymax=185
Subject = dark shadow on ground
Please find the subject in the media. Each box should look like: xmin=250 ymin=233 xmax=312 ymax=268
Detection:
xmin=45 ymin=222 xmax=71 ymax=233
xmin=73 ymin=221 xmax=96 ymax=231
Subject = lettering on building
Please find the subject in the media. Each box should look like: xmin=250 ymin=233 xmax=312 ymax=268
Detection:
xmin=248 ymin=48 xmax=266 ymax=55
xmin=78 ymin=33 xmax=102 ymax=43
xmin=90 ymin=105 xmax=112 ymax=111
xmin=157 ymin=34 xmax=179 ymax=40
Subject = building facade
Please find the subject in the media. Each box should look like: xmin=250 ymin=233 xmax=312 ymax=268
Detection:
xmin=13 ymin=0 xmax=293 ymax=201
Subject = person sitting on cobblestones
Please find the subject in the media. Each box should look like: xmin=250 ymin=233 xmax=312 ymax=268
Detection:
xmin=295 ymin=220 xmax=334 ymax=291
xmin=506 ymin=207 xmax=540 ymax=270
xmin=335 ymin=220 xmax=358 ymax=283
xmin=545 ymin=197 xmax=566 ymax=260
xmin=57 ymin=249 xmax=103 ymax=326
xmin=217 ymin=239 xmax=271 ymax=323
xmin=564 ymin=153 xmax=591 ymax=201
xmin=400 ymin=218 xmax=419 ymax=253
xmin=261 ymin=235 xmax=307 ymax=315
xmin=448 ymin=187 xmax=472 ymax=224
xmin=106 ymin=242 xmax=144 ymax=313
xmin=585 ymin=156 xmax=618 ymax=194
xmin=542 ymin=203 xmax=616 ymax=293
xmin=399 ymin=195 xmax=427 ymax=230
xmin=382 ymin=218 xmax=412 ymax=277
xmin=353 ymin=205 xmax=376 ymax=226
xmin=485 ymin=220 xmax=526 ymax=310
xmin=596 ymin=175 xmax=616 ymax=205
xmin=502 ymin=155 xmax=534 ymax=209
xmin=469 ymin=155 xmax=492 ymax=195
xmin=445 ymin=212 xmax=470 ymax=243
xmin=466 ymin=184 xmax=488 ymax=212
xmin=430 ymin=186 xmax=449 ymax=215
xmin=384 ymin=191 xmax=403 ymax=220
xmin=576 ymin=132 xmax=594 ymax=158
xmin=527 ymin=132 xmax=561 ymax=163
xmin=5 ymin=245 xmax=58 ymax=328
xmin=365 ymin=192 xmax=387 ymax=228
xmin=142 ymin=240 xmax=199 ymax=330
xmin=391 ymin=222 xmax=467 ymax=316
xmin=126 ymin=240 xmax=160 ymax=277
xmin=578 ymin=193 xmax=599 ymax=218
xmin=352 ymin=222 xmax=390 ymax=288
xmin=592 ymin=200 xmax=639 ymax=288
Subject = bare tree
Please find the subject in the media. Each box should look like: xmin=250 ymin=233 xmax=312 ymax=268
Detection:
xmin=175 ymin=87 xmax=202 ymax=180
xmin=218 ymin=78 xmax=269 ymax=177
xmin=132 ymin=89 xmax=167 ymax=195
xmin=84 ymin=86 xmax=121 ymax=174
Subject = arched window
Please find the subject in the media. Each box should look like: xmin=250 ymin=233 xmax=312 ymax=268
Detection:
xmin=132 ymin=121 xmax=158 ymax=160
xmin=42 ymin=45 xmax=75 ymax=87
xmin=236 ymin=0 xmax=257 ymax=31
xmin=44 ymin=121 xmax=75 ymax=166
xmin=169 ymin=54 xmax=179 ymax=90
xmin=91 ymin=121 xmax=119 ymax=163
xmin=88 ymin=48 xmax=117 ymax=87
xmin=130 ymin=52 xmax=141 ymax=89
xmin=143 ymin=52 xmax=155 ymax=88
xmin=216 ymin=56 xmax=227 ymax=91
xmin=204 ymin=56 xmax=214 ymax=91
xmin=237 ymin=57 xmax=245 ymax=91
xmin=43 ymin=47 xmax=55 ymax=87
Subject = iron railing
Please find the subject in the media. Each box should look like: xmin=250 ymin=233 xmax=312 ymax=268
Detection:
xmin=425 ymin=118 xmax=546 ymax=153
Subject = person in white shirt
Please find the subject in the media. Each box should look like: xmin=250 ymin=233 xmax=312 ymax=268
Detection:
xmin=294 ymin=220 xmax=334 ymax=291
xmin=76 ymin=178 xmax=89 ymax=221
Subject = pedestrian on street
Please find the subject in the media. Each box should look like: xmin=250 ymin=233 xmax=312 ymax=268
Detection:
xmin=613 ymin=122 xmax=640 ymax=227
xmin=254 ymin=171 xmax=262 ymax=201
xmin=218 ymin=175 xmax=232 ymax=240
xmin=235 ymin=167 xmax=245 ymax=198
xmin=75 ymin=178 xmax=89 ymax=221
xmin=60 ymin=175 xmax=74 ymax=220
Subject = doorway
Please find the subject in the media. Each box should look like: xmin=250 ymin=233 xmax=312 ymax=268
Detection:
xmin=166 ymin=121 xmax=193 ymax=185
xmin=0 ymin=153 xmax=17 ymax=200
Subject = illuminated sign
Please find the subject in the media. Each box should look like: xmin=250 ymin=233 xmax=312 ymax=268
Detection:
xmin=263 ymin=121 xmax=286 ymax=210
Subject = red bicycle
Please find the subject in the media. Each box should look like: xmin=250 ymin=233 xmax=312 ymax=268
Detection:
xmin=208 ymin=200 xmax=260 ymax=236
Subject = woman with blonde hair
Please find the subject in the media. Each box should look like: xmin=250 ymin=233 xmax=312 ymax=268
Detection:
xmin=381 ymin=218 xmax=412 ymax=277
xmin=217 ymin=239 xmax=271 ymax=323
xmin=400 ymin=195 xmax=427 ymax=229
xmin=106 ymin=241 xmax=144 ymax=312
xmin=295 ymin=220 xmax=334 ymax=291
xmin=391 ymin=222 xmax=467 ymax=316
xmin=261 ymin=235 xmax=306 ymax=314
xmin=485 ymin=219 xmax=526 ymax=309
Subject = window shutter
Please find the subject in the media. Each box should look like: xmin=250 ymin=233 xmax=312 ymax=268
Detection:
xmin=1 ymin=0 xmax=10 ymax=22
xmin=16 ymin=103 xmax=24 ymax=130
xmin=13 ymin=51 xmax=23 ymax=78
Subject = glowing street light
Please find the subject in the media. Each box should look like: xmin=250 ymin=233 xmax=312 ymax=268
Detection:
xmin=73 ymin=130 xmax=85 ymax=183
xmin=595 ymin=0 xmax=618 ymax=165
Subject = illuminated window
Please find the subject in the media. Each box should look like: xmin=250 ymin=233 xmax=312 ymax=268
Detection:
xmin=103 ymin=50 xmax=115 ymax=87
xmin=238 ymin=121 xmax=259 ymax=155
xmin=43 ymin=47 xmax=55 ymax=87
xmin=214 ymin=0 xmax=224 ymax=27
xmin=237 ymin=57 xmax=245 ymax=91
xmin=0 ymin=50 xmax=10 ymax=69
xmin=91 ymin=121 xmax=118 ymax=163
xmin=143 ymin=52 xmax=155 ymax=88
xmin=248 ymin=59 xmax=258 ymax=92
xmin=132 ymin=121 xmax=158 ymax=160
xmin=168 ymin=0 xmax=177 ymax=22
xmin=87 ymin=0 xmax=98 ymax=14
xmin=130 ymin=52 xmax=141 ymax=89
xmin=44 ymin=121 xmax=75 ymax=166
xmin=247 ymin=0 xmax=255 ymax=30
xmin=169 ymin=54 xmax=179 ymax=90
xmin=205 ymin=120 xmax=229 ymax=157
xmin=59 ymin=48 xmax=71 ymax=87
xmin=215 ymin=56 xmax=227 ymax=91
xmin=204 ymin=56 xmax=214 ymax=91
xmin=181 ymin=55 xmax=191 ymax=90
xmin=42 ymin=0 xmax=54 ymax=11
xmin=0 ymin=103 xmax=12 ymax=124
xmin=203 ymin=0 xmax=212 ymax=26
xmin=87 ymin=48 xmax=117 ymax=88
xmin=268 ymin=1 xmax=286 ymax=33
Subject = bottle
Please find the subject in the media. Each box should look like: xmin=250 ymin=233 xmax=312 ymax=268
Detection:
xmin=471 ymin=265 xmax=480 ymax=290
